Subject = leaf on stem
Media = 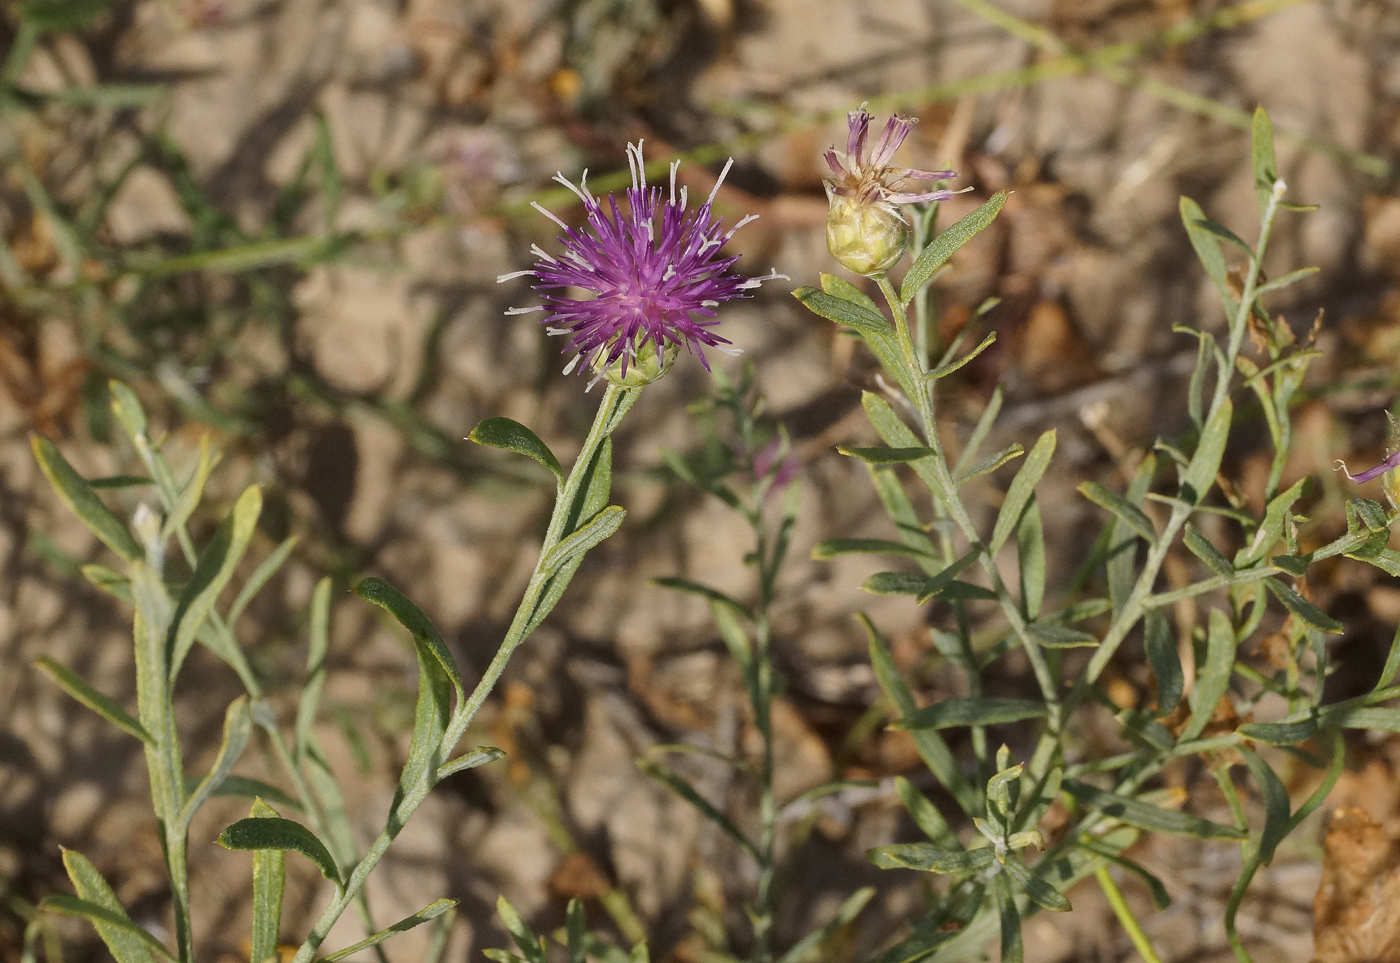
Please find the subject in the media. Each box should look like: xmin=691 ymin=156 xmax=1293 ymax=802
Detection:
xmin=1079 ymin=482 xmax=1156 ymax=543
xmin=1180 ymin=398 xmax=1231 ymax=505
xmin=178 ymin=696 xmax=252 ymax=830
xmin=247 ymin=799 xmax=285 ymax=963
xmin=1063 ymin=780 xmax=1245 ymax=839
xmin=30 ymin=436 xmax=143 ymax=562
xmin=1238 ymin=748 xmax=1289 ymax=864
xmin=468 ymin=417 xmax=564 ymax=482
xmin=900 ymin=192 xmax=1009 ymax=305
xmin=1143 ymin=612 xmax=1183 ymax=718
xmin=896 ymin=697 xmax=1047 ymax=731
xmin=837 ymin=445 xmax=937 ymax=465
xmin=774 ymin=887 xmax=874 ymax=963
xmin=811 ymin=538 xmax=936 ymax=561
xmin=322 ymin=899 xmax=458 ymax=963
xmin=1183 ymin=523 xmax=1233 ymax=576
xmin=867 ymin=843 xmax=992 ymax=874
xmin=1000 ymin=858 xmax=1071 ymax=912
xmin=218 ymin=816 xmax=342 ymax=886
xmin=1251 ymin=107 xmax=1278 ymax=218
xmin=637 ymin=759 xmax=756 ymax=857
xmin=1181 ymin=608 xmax=1237 ymax=741
xmin=58 ymin=850 xmax=160 ymax=963
xmin=34 ymin=656 xmax=151 ymax=745
xmin=1264 ymin=578 xmax=1343 ymax=633
xmin=539 ymin=505 xmax=627 ymax=576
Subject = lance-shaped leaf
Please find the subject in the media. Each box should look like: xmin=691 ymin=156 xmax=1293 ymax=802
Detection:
xmin=838 ymin=445 xmax=937 ymax=465
xmin=322 ymin=899 xmax=458 ymax=963
xmin=901 ymin=192 xmax=1008 ymax=305
xmin=1181 ymin=608 xmax=1237 ymax=741
xmin=895 ymin=776 xmax=956 ymax=848
xmin=1180 ymin=398 xmax=1231 ymax=505
xmin=868 ymin=843 xmax=994 ymax=874
xmin=495 ymin=896 xmax=547 ymax=963
xmin=1063 ymin=780 xmax=1245 ymax=839
xmin=1252 ymin=106 xmax=1278 ymax=217
xmin=108 ymin=381 xmax=148 ymax=440
xmin=793 ymin=286 xmax=890 ymax=336
xmin=1017 ymin=497 xmax=1046 ymax=620
xmin=538 ymin=505 xmax=626 ymax=577
xmin=1184 ymin=523 xmax=1233 ymax=576
xmin=1238 ymin=477 xmax=1310 ymax=568
xmin=1000 ymin=858 xmax=1071 ymax=912
xmin=1238 ymin=712 xmax=1318 ymax=746
xmin=638 ymin=758 xmax=756 ymax=856
xmin=247 ymin=799 xmax=285 ymax=963
xmin=928 ymin=332 xmax=998 ymax=382
xmin=652 ymin=577 xmax=754 ymax=620
xmin=820 ymin=273 xmax=881 ymax=315
xmin=294 ymin=577 xmax=332 ymax=762
xmin=1264 ymin=578 xmax=1342 ymax=633
xmin=1077 ymin=839 xmax=1171 ymax=909
xmin=1027 ymin=623 xmax=1098 ymax=649
xmin=160 ymin=435 xmax=213 ymax=541
xmin=525 ymin=437 xmax=614 ymax=635
xmin=41 ymin=897 xmax=172 ymax=962
xmin=954 ymin=441 xmax=1022 ymax=485
xmin=437 ymin=746 xmax=506 ymax=780
xmin=31 ymin=435 xmax=143 ymax=562
xmin=218 ymin=817 xmax=342 ymax=886
xmin=178 ymin=697 xmax=251 ymax=830
xmin=811 ymin=538 xmax=936 ymax=561
xmin=1180 ymin=196 xmax=1231 ymax=306
xmin=34 ymin=656 xmax=151 ymax=745
xmin=1238 ymin=748 xmax=1289 ymax=864
xmin=991 ymin=430 xmax=1056 ymax=554
xmin=1144 ymin=612 xmax=1182 ymax=717
xmin=994 ymin=874 xmax=1023 ymax=963
xmin=229 ymin=535 xmax=299 ymax=626
xmin=897 ymin=697 xmax=1047 ymax=731
xmin=1079 ymin=482 xmax=1156 ymax=543
xmin=58 ymin=850 xmax=160 ymax=963
xmin=168 ymin=485 xmax=262 ymax=681
xmin=182 ymin=775 xmax=299 ymax=811
xmin=468 ymin=417 xmax=564 ymax=482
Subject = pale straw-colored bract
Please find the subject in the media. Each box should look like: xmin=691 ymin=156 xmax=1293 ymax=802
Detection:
xmin=500 ymin=143 xmax=783 ymax=384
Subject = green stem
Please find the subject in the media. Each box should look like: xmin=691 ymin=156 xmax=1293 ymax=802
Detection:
xmin=291 ymin=383 xmax=638 ymax=963
xmin=872 ymin=275 xmax=1062 ymax=728
xmin=1093 ymin=863 xmax=1163 ymax=963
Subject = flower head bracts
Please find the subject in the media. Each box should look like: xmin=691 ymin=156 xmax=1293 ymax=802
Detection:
xmin=500 ymin=143 xmax=783 ymax=384
xmin=823 ymin=105 xmax=962 ymax=207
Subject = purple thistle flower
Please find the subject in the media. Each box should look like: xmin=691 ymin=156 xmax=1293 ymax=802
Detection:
xmin=824 ymin=104 xmax=964 ymax=208
xmin=499 ymin=143 xmax=784 ymax=385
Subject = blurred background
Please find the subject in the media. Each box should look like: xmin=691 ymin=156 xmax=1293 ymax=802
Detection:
xmin=4 ymin=0 xmax=1400 ymax=960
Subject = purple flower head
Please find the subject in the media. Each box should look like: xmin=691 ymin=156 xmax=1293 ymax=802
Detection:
xmin=500 ymin=143 xmax=784 ymax=385
xmin=824 ymin=104 xmax=964 ymax=208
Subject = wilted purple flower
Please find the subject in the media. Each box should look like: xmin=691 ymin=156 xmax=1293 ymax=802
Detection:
xmin=823 ymin=105 xmax=967 ymax=275
xmin=752 ymin=436 xmax=800 ymax=498
xmin=1336 ymin=453 xmax=1400 ymax=484
xmin=500 ymin=143 xmax=783 ymax=385
xmin=1336 ymin=412 xmax=1400 ymax=511
xmin=824 ymin=105 xmax=961 ymax=208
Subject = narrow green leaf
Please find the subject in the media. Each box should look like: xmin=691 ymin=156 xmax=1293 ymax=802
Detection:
xmin=898 ymin=697 xmax=1047 ymax=731
xmin=1252 ymin=107 xmax=1278 ymax=217
xmin=862 ymin=572 xmax=933 ymax=597
xmin=1375 ymin=622 xmax=1400 ymax=694
xmin=1027 ymin=624 xmax=1098 ymax=649
xmin=953 ymin=384 xmax=1005 ymax=481
xmin=994 ymin=875 xmax=1023 ymax=963
xmin=539 ymin=505 xmax=626 ymax=576
xmin=1079 ymin=481 xmax=1156 ymax=543
xmin=107 ymin=382 xmax=148 ymax=440
xmin=793 ymin=286 xmax=890 ymax=335
xmin=1271 ymin=554 xmax=1310 ymax=577
xmin=294 ymin=577 xmax=331 ymax=763
xmin=1183 ymin=524 xmax=1232 ymax=575
xmin=1017 ymin=497 xmax=1046 ymax=620
xmin=953 ymin=442 xmax=1022 ymax=485
xmin=565 ymin=899 xmax=587 ymax=963
xmin=868 ymin=843 xmax=993 ymax=875
xmin=178 ymin=697 xmax=252 ymax=830
xmin=468 ymin=417 xmax=564 ymax=482
xmin=1238 ymin=748 xmax=1289 ymax=864
xmin=652 ymin=577 xmax=753 ymax=620
xmin=927 ymin=332 xmax=997 ymax=381
xmin=866 ymin=464 xmax=940 ymax=573
xmin=1191 ymin=218 xmax=1252 ymax=255
xmin=247 ymin=799 xmax=285 ymax=963
xmin=354 ymin=577 xmax=464 ymax=699
xmin=991 ymin=431 xmax=1056 ymax=554
xmin=525 ymin=436 xmax=615 ymax=635
xmin=160 ymin=435 xmax=213 ymax=541
xmin=1077 ymin=840 xmax=1171 ymax=909
xmin=1182 ymin=608 xmax=1236 ymax=741
xmin=1180 ymin=398 xmax=1231 ymax=505
xmin=496 ymin=896 xmax=546 ymax=963
xmin=901 ymin=192 xmax=1008 ymax=305
xmin=218 ymin=817 xmax=342 ymax=886
xmin=859 ymin=614 xmax=976 ymax=813
xmin=837 ymin=446 xmax=937 ymax=465
xmin=322 ymin=899 xmax=458 ymax=963
xmin=1284 ymin=732 xmax=1344 ymax=837
xmin=437 ymin=746 xmax=507 ymax=780
xmin=34 ymin=656 xmax=151 ymax=745
xmin=1238 ymin=476 xmax=1310 ymax=567
xmin=1000 ymin=858 xmax=1071 ymax=912
xmin=1346 ymin=496 xmax=1390 ymax=534
xmin=637 ymin=759 xmax=756 ymax=856
xmin=40 ymin=897 xmax=171 ymax=962
xmin=31 ymin=436 xmax=143 ymax=562
xmin=895 ymin=777 xmax=956 ymax=848
xmin=168 ymin=485 xmax=262 ymax=681
xmin=1063 ymin=780 xmax=1246 ymax=839
xmin=819 ymin=273 xmax=880 ymax=315
xmin=229 ymin=535 xmax=298 ymax=626
xmin=1264 ymin=579 xmax=1342 ymax=633
xmin=1179 ymin=196 xmax=1231 ymax=304
xmin=59 ymin=850 xmax=159 ymax=963
xmin=182 ymin=775 xmax=299 ymax=811
xmin=775 ymin=887 xmax=874 ymax=963
xmin=1320 ymin=704 xmax=1400 ymax=733
xmin=1255 ymin=266 xmax=1320 ymax=297
xmin=89 ymin=475 xmax=153 ymax=490
xmin=1144 ymin=612 xmax=1182 ymax=717
xmin=811 ymin=538 xmax=935 ymax=561
xmin=1238 ymin=713 xmax=1318 ymax=746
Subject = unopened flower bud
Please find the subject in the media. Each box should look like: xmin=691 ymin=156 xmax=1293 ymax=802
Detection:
xmin=825 ymin=193 xmax=909 ymax=276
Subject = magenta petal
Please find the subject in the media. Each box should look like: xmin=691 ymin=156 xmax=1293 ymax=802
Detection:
xmin=1338 ymin=449 xmax=1400 ymax=482
xmin=870 ymin=114 xmax=914 ymax=169
xmin=847 ymin=106 xmax=871 ymax=160
xmin=823 ymin=148 xmax=845 ymax=175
